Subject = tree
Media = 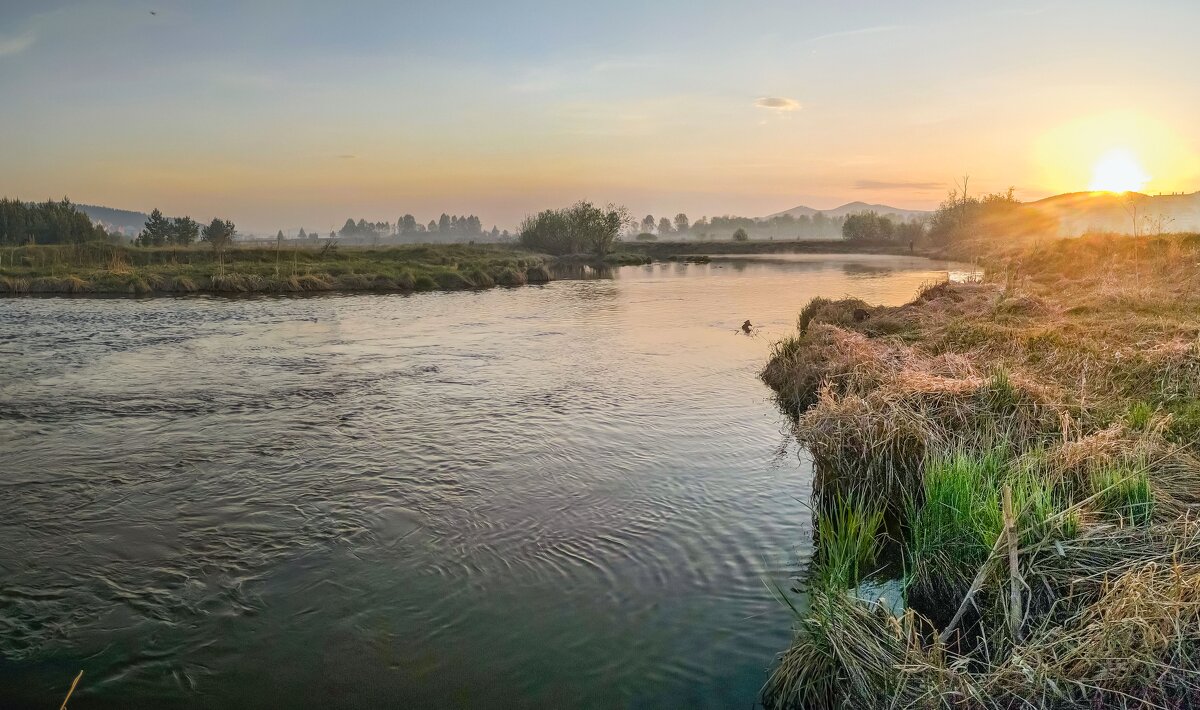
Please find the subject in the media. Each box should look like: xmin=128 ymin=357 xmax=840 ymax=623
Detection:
xmin=658 ymin=217 xmax=673 ymax=236
xmin=299 ymin=227 xmax=309 ymax=239
xmin=399 ymin=214 xmax=417 ymax=234
xmin=641 ymin=214 xmax=655 ymax=234
xmin=732 ymin=227 xmax=749 ymax=241
xmin=635 ymin=232 xmax=657 ymax=241
xmin=841 ymin=211 xmax=895 ymax=243
xmin=169 ymin=216 xmax=199 ymax=246
xmin=276 ymin=229 xmax=285 ymax=243
xmin=201 ymin=218 xmax=236 ymax=261
xmin=338 ymin=219 xmax=355 ymax=238
xmin=438 ymin=213 xmax=451 ymax=234
xmin=674 ymin=213 xmax=689 ymax=233
xmin=139 ymin=208 xmax=171 ymax=247
xmin=518 ymin=201 xmax=630 ymax=256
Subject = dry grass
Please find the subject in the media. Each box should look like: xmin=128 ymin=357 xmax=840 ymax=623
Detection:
xmin=762 ymin=233 xmax=1200 ymax=709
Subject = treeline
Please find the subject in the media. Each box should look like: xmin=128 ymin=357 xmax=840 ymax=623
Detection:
xmin=631 ymin=212 xmax=853 ymax=240
xmin=288 ymin=213 xmax=507 ymax=244
xmin=0 ymin=198 xmax=112 ymax=245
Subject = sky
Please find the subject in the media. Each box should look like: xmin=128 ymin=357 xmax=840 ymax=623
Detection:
xmin=1 ymin=0 xmax=1199 ymax=234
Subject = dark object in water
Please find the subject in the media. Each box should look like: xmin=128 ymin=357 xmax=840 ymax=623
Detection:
xmin=852 ymin=308 xmax=869 ymax=322
xmin=742 ymin=320 xmax=753 ymax=333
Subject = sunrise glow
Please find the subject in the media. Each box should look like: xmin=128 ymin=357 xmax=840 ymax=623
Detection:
xmin=1088 ymin=149 xmax=1151 ymax=193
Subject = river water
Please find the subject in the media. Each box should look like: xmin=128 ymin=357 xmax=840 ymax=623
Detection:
xmin=0 ymin=255 xmax=961 ymax=708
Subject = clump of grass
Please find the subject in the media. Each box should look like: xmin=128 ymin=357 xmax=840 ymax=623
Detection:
xmin=412 ymin=274 xmax=437 ymax=291
xmin=1091 ymin=461 xmax=1154 ymax=525
xmin=526 ymin=265 xmax=552 ymax=283
xmin=813 ymin=493 xmax=885 ymax=589
xmin=469 ymin=269 xmax=495 ymax=288
xmin=435 ymin=271 xmax=473 ymax=289
xmin=495 ymin=267 xmax=527 ymax=286
xmin=907 ymin=452 xmax=1005 ymax=605
xmin=1127 ymin=400 xmax=1155 ymax=431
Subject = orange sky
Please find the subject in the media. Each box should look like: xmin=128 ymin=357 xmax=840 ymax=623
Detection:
xmin=1 ymin=1 xmax=1198 ymax=233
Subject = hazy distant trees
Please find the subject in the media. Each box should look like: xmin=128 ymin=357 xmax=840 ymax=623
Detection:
xmin=732 ymin=228 xmax=749 ymax=241
xmin=519 ymin=201 xmax=631 ymax=256
xmin=674 ymin=213 xmax=689 ymax=233
xmin=641 ymin=215 xmax=655 ymax=234
xmin=635 ymin=232 xmax=657 ymax=241
xmin=0 ymin=198 xmax=110 ymax=245
xmin=657 ymin=217 xmax=673 ymax=236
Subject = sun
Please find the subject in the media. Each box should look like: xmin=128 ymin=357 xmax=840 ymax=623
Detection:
xmin=1088 ymin=149 xmax=1151 ymax=193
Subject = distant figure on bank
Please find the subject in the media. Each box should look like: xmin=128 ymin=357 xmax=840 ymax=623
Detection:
xmin=909 ymin=240 xmax=914 ymax=253
xmin=742 ymin=320 xmax=753 ymax=333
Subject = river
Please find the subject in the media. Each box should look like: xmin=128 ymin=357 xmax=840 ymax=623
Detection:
xmin=0 ymin=254 xmax=962 ymax=708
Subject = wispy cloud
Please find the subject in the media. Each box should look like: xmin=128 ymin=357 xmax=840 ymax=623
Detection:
xmin=754 ymin=97 xmax=801 ymax=111
xmin=0 ymin=31 xmax=35 ymax=58
xmin=805 ymin=25 xmax=904 ymax=44
xmin=855 ymin=179 xmax=944 ymax=191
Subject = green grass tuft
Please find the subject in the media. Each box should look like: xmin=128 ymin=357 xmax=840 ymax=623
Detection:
xmin=1091 ymin=461 xmax=1153 ymax=525
xmin=813 ymin=493 xmax=885 ymax=589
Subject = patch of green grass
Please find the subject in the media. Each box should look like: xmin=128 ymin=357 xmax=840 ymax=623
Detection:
xmin=907 ymin=451 xmax=1006 ymax=603
xmin=1091 ymin=462 xmax=1153 ymax=525
xmin=1127 ymin=401 xmax=1155 ymax=431
xmin=813 ymin=493 xmax=885 ymax=589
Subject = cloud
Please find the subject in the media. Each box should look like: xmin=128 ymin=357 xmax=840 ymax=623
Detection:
xmin=754 ymin=97 xmax=801 ymax=111
xmin=0 ymin=32 xmax=35 ymax=57
xmin=805 ymin=25 xmax=904 ymax=44
xmin=855 ymin=179 xmax=944 ymax=191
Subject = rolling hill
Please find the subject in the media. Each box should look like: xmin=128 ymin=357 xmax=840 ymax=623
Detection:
xmin=77 ymin=204 xmax=150 ymax=236
xmin=1029 ymin=191 xmax=1200 ymax=234
xmin=766 ymin=201 xmax=930 ymax=221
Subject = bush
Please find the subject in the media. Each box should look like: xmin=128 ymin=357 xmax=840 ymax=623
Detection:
xmin=732 ymin=228 xmax=749 ymax=241
xmin=518 ymin=201 xmax=630 ymax=256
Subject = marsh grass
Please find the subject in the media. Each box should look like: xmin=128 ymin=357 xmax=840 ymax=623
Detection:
xmin=1091 ymin=460 xmax=1154 ymax=525
xmin=0 ymin=243 xmax=559 ymax=295
xmin=813 ymin=493 xmax=885 ymax=589
xmin=762 ymin=233 xmax=1200 ymax=708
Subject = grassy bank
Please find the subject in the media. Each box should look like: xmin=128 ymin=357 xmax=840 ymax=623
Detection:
xmin=0 ymin=243 xmax=567 ymax=295
xmin=622 ymin=237 xmax=925 ymax=259
xmin=761 ymin=233 xmax=1200 ymax=708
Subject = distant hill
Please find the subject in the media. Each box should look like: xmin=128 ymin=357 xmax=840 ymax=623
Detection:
xmin=77 ymin=204 xmax=150 ymax=236
xmin=767 ymin=201 xmax=930 ymax=221
xmin=1030 ymin=191 xmax=1200 ymax=235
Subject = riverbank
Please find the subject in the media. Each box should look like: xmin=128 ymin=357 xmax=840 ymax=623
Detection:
xmin=0 ymin=243 xmax=583 ymax=295
xmin=622 ymin=237 xmax=929 ymax=260
xmin=760 ymin=233 xmax=1200 ymax=708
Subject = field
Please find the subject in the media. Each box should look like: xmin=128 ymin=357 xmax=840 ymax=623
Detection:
xmin=760 ymin=233 xmax=1200 ymax=708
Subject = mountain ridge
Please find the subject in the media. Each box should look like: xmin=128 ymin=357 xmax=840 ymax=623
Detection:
xmin=766 ymin=201 xmax=930 ymax=220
